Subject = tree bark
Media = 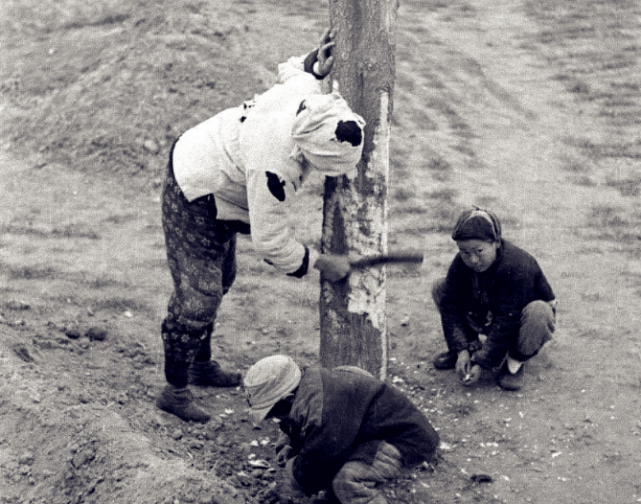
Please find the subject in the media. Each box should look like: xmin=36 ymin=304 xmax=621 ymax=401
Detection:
xmin=319 ymin=0 xmax=398 ymax=380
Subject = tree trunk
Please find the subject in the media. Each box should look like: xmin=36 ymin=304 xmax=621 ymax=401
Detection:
xmin=319 ymin=0 xmax=398 ymax=380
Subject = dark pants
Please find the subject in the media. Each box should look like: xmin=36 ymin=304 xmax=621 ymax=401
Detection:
xmin=160 ymin=151 xmax=238 ymax=387
xmin=282 ymin=442 xmax=407 ymax=504
xmin=332 ymin=442 xmax=406 ymax=504
xmin=432 ymin=277 xmax=555 ymax=362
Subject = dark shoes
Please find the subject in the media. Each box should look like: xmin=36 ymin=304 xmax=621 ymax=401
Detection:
xmin=433 ymin=351 xmax=457 ymax=370
xmin=188 ymin=360 xmax=241 ymax=387
xmin=498 ymin=362 xmax=525 ymax=391
xmin=434 ymin=351 xmax=526 ymax=391
xmin=156 ymin=361 xmax=240 ymax=422
xmin=156 ymin=385 xmax=211 ymax=423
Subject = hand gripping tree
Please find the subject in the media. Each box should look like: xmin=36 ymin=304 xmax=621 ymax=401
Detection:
xmin=320 ymin=0 xmax=398 ymax=380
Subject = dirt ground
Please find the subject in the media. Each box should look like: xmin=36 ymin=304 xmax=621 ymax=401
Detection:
xmin=1 ymin=0 xmax=641 ymax=503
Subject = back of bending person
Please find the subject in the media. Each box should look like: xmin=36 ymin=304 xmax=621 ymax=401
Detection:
xmin=157 ymin=29 xmax=366 ymax=422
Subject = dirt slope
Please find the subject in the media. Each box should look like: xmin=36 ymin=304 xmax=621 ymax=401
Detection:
xmin=1 ymin=0 xmax=641 ymax=503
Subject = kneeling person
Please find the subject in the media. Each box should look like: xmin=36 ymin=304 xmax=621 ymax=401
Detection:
xmin=244 ymin=355 xmax=440 ymax=504
xmin=432 ymin=207 xmax=556 ymax=391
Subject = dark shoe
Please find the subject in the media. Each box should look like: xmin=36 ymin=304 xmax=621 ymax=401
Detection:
xmin=188 ymin=360 xmax=241 ymax=387
xmin=433 ymin=351 xmax=457 ymax=370
xmin=156 ymin=385 xmax=211 ymax=423
xmin=498 ymin=362 xmax=525 ymax=391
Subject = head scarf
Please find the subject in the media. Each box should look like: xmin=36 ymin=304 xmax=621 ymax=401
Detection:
xmin=451 ymin=207 xmax=502 ymax=242
xmin=290 ymin=92 xmax=366 ymax=177
xmin=243 ymin=355 xmax=301 ymax=425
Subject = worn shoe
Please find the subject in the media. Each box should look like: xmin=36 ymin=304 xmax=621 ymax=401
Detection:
xmin=498 ymin=363 xmax=525 ymax=391
xmin=188 ymin=360 xmax=241 ymax=387
xmin=433 ymin=351 xmax=457 ymax=370
xmin=156 ymin=385 xmax=211 ymax=423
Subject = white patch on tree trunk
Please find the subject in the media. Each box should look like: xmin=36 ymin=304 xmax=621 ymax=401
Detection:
xmin=347 ymin=91 xmax=390 ymax=336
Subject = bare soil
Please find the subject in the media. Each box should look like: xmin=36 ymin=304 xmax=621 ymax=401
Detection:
xmin=1 ymin=0 xmax=641 ymax=503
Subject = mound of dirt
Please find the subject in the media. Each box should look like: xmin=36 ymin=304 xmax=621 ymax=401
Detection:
xmin=0 ymin=0 xmax=318 ymax=182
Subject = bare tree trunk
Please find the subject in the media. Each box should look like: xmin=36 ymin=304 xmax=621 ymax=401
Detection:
xmin=319 ymin=0 xmax=398 ymax=380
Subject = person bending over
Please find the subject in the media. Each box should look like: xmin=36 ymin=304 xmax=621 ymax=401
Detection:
xmin=244 ymin=355 xmax=440 ymax=504
xmin=157 ymin=29 xmax=366 ymax=422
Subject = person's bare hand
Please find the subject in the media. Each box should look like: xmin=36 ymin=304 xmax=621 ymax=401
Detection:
xmin=316 ymin=28 xmax=337 ymax=77
xmin=462 ymin=364 xmax=482 ymax=386
xmin=455 ymin=350 xmax=471 ymax=379
xmin=276 ymin=444 xmax=293 ymax=467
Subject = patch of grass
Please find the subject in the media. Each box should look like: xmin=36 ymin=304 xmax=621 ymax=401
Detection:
xmin=566 ymin=81 xmax=591 ymax=95
xmin=390 ymin=149 xmax=411 ymax=179
xmin=447 ymin=402 xmax=477 ymax=417
xmin=102 ymin=214 xmax=141 ymax=225
xmin=263 ymin=0 xmax=327 ymax=18
xmin=597 ymin=109 xmax=638 ymax=120
xmin=2 ymin=223 xmax=100 ymax=240
xmin=408 ymin=107 xmax=438 ymax=131
xmin=392 ymin=187 xmax=417 ymax=203
xmin=586 ymin=204 xmax=641 ymax=245
xmin=561 ymin=136 xmax=605 ymax=158
xmin=426 ymin=98 xmax=470 ymax=134
xmin=604 ymin=176 xmax=641 ymax=198
xmin=458 ymin=2 xmax=476 ymax=14
xmin=499 ymin=214 xmax=520 ymax=230
xmin=580 ymin=328 xmax=604 ymax=341
xmin=73 ymin=294 xmax=154 ymax=315
xmin=561 ymin=157 xmax=589 ymax=174
xmin=427 ymin=187 xmax=458 ymax=203
xmin=62 ymin=12 xmax=131 ymax=30
xmin=4 ymin=265 xmax=58 ymax=280
xmin=551 ymin=73 xmax=573 ymax=82
xmin=1 ymin=0 xmax=134 ymax=36
xmin=590 ymin=205 xmax=627 ymax=228
xmin=392 ymin=205 xmax=427 ymax=216
xmin=427 ymin=157 xmax=452 ymax=173
xmin=420 ymin=193 xmax=460 ymax=234
xmin=474 ymin=195 xmax=498 ymax=208
xmin=572 ymin=174 xmax=598 ymax=187
xmin=403 ymin=0 xmax=452 ymax=10
xmin=452 ymin=144 xmax=475 ymax=157
xmin=602 ymin=97 xmax=638 ymax=108
xmin=601 ymin=58 xmax=635 ymax=71
xmin=85 ymin=276 xmax=130 ymax=289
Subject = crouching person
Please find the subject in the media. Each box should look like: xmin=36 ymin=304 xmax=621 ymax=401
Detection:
xmin=244 ymin=355 xmax=440 ymax=504
xmin=432 ymin=207 xmax=557 ymax=391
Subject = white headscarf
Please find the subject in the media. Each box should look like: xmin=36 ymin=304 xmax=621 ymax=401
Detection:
xmin=289 ymin=92 xmax=366 ymax=177
xmin=244 ymin=355 xmax=302 ymax=425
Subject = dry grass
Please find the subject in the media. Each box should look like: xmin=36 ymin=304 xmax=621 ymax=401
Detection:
xmin=525 ymin=0 xmax=641 ymax=189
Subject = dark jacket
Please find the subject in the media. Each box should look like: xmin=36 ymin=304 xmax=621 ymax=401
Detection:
xmin=278 ymin=366 xmax=439 ymax=495
xmin=439 ymin=239 xmax=555 ymax=369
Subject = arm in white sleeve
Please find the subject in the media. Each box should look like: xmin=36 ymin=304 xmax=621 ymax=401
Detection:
xmin=246 ymin=161 xmax=312 ymax=275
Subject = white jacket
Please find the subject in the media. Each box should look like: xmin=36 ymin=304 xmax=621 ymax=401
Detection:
xmin=172 ymin=55 xmax=322 ymax=274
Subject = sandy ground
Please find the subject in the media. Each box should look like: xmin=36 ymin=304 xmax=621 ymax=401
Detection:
xmin=1 ymin=0 xmax=641 ymax=503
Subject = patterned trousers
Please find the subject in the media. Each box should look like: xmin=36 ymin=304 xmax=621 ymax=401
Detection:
xmin=160 ymin=147 xmax=238 ymax=387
